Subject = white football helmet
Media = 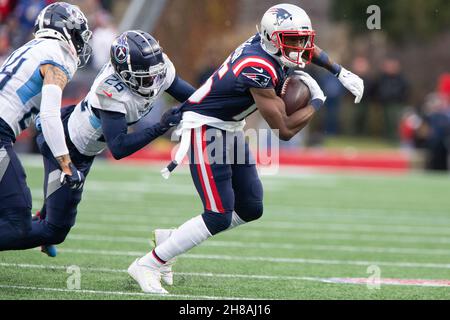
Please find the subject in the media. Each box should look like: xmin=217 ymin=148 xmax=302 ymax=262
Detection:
xmin=258 ymin=4 xmax=315 ymax=69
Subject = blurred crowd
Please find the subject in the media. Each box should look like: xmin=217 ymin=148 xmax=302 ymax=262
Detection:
xmin=304 ymin=56 xmax=450 ymax=171
xmin=1 ymin=0 xmax=119 ymax=151
xmin=400 ymin=74 xmax=450 ymax=171
xmin=0 ymin=0 xmax=118 ymax=72
xmin=1 ymin=1 xmax=449 ymax=170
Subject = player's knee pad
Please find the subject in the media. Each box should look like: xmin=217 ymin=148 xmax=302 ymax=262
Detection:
xmin=202 ymin=210 xmax=233 ymax=235
xmin=235 ymin=200 xmax=264 ymax=223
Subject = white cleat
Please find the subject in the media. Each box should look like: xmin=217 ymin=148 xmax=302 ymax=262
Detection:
xmin=128 ymin=259 xmax=168 ymax=295
xmin=152 ymin=229 xmax=177 ymax=286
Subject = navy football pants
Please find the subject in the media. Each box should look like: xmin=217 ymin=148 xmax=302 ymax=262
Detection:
xmin=189 ymin=126 xmax=264 ymax=235
xmin=2 ymin=133 xmax=94 ymax=251
xmin=0 ymin=137 xmax=33 ymax=249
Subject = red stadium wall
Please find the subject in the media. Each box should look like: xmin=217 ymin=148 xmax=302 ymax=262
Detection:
xmin=107 ymin=145 xmax=410 ymax=173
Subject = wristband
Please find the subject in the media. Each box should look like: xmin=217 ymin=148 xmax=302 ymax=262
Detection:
xmin=312 ymin=51 xmax=342 ymax=76
xmin=332 ymin=63 xmax=342 ymax=77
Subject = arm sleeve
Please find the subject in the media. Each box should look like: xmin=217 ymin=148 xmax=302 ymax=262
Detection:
xmin=311 ymin=50 xmax=342 ymax=76
xmin=165 ymin=75 xmax=196 ymax=102
xmin=40 ymin=84 xmax=69 ymax=158
xmin=98 ymin=109 xmax=167 ymax=160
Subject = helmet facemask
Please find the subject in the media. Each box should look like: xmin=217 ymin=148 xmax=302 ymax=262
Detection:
xmin=272 ymin=30 xmax=315 ymax=68
xmin=74 ymin=29 xmax=93 ymax=68
xmin=259 ymin=4 xmax=316 ymax=69
xmin=120 ymin=62 xmax=167 ymax=98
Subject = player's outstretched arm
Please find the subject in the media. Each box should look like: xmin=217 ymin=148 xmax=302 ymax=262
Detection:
xmin=39 ymin=64 xmax=84 ymax=189
xmin=39 ymin=65 xmax=72 ymax=172
xmin=251 ymin=88 xmax=316 ymax=141
xmin=311 ymin=46 xmax=364 ymax=103
xmin=99 ymin=108 xmax=181 ymax=160
xmin=165 ymin=75 xmax=196 ymax=103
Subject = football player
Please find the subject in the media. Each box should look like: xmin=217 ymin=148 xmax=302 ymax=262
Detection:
xmin=1 ymin=30 xmax=195 ymax=256
xmin=0 ymin=2 xmax=91 ymax=250
xmin=129 ymin=3 xmax=365 ymax=294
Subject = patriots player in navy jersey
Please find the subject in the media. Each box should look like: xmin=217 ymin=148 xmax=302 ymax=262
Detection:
xmin=129 ymin=3 xmax=364 ymax=294
xmin=0 ymin=30 xmax=195 ymax=256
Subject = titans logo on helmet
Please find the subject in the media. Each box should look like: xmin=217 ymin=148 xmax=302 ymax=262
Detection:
xmin=115 ymin=46 xmax=128 ymax=64
xmin=114 ymin=35 xmax=129 ymax=64
xmin=268 ymin=8 xmax=293 ymax=26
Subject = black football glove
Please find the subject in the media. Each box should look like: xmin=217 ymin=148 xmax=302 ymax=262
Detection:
xmin=60 ymin=163 xmax=85 ymax=190
xmin=160 ymin=107 xmax=182 ymax=131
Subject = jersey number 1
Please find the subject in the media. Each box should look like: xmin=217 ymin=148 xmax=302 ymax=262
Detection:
xmin=0 ymin=47 xmax=31 ymax=90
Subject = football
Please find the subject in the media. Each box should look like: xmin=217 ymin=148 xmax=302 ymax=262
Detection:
xmin=280 ymin=74 xmax=311 ymax=116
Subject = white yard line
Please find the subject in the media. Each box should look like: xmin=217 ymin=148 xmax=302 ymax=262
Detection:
xmin=74 ymin=216 xmax=450 ymax=235
xmin=80 ymin=206 xmax=450 ymax=227
xmin=66 ymin=234 xmax=450 ymax=256
xmin=1 ymin=263 xmax=448 ymax=288
xmin=0 ymin=284 xmax=256 ymax=300
xmin=80 ymin=209 xmax=450 ymax=227
xmin=56 ymin=248 xmax=450 ymax=269
xmin=77 ymin=189 xmax=450 ymax=221
xmin=72 ymin=223 xmax=450 ymax=245
xmin=0 ymin=262 xmax=331 ymax=282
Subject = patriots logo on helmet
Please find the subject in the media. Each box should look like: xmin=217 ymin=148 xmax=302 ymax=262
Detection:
xmin=242 ymin=72 xmax=271 ymax=88
xmin=268 ymin=7 xmax=293 ymax=26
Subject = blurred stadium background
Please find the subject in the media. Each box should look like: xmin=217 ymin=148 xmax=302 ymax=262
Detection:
xmin=1 ymin=0 xmax=450 ymax=171
xmin=0 ymin=0 xmax=449 ymax=299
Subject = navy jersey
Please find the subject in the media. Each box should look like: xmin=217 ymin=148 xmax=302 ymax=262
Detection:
xmin=182 ymin=34 xmax=287 ymax=121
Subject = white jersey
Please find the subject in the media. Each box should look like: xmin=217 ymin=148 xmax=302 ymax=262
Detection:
xmin=68 ymin=54 xmax=176 ymax=156
xmin=0 ymin=38 xmax=77 ymax=137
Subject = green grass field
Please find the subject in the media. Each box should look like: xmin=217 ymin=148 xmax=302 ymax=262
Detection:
xmin=1 ymin=156 xmax=450 ymax=300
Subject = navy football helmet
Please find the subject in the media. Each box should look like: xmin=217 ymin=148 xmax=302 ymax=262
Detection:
xmin=34 ymin=2 xmax=92 ymax=68
xmin=110 ymin=30 xmax=167 ymax=98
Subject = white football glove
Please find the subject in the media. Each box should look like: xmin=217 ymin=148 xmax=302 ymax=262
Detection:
xmin=294 ymin=71 xmax=327 ymax=104
xmin=338 ymin=67 xmax=364 ymax=104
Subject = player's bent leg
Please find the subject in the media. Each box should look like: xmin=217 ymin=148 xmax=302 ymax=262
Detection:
xmin=131 ymin=126 xmax=235 ymax=293
xmin=0 ymin=207 xmax=32 ymax=250
xmin=0 ymin=143 xmax=33 ymax=250
xmin=202 ymin=210 xmax=233 ymax=235
xmin=234 ymin=199 xmax=264 ymax=224
xmin=152 ymin=229 xmax=176 ymax=286
xmin=4 ymin=142 xmax=89 ymax=253
xmin=8 ymin=218 xmax=71 ymax=251
xmin=36 ymin=136 xmax=93 ymax=255
xmin=229 ymin=142 xmax=264 ymax=230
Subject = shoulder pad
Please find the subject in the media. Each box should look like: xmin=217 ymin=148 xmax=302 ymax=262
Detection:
xmin=162 ymin=53 xmax=176 ymax=90
xmin=40 ymin=39 xmax=78 ymax=80
xmin=94 ymin=75 xmax=128 ymax=114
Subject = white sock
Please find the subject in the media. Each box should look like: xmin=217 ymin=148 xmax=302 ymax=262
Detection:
xmin=153 ymin=215 xmax=212 ymax=262
xmin=228 ymin=211 xmax=247 ymax=230
xmin=138 ymin=250 xmax=164 ymax=267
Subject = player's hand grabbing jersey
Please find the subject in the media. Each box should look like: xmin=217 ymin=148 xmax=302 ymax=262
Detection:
xmin=68 ymin=54 xmax=176 ymax=157
xmin=0 ymin=38 xmax=77 ymax=138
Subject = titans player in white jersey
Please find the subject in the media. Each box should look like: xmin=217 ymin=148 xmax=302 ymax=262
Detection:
xmin=6 ymin=30 xmax=195 ymax=256
xmin=0 ymin=2 xmax=91 ymax=250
